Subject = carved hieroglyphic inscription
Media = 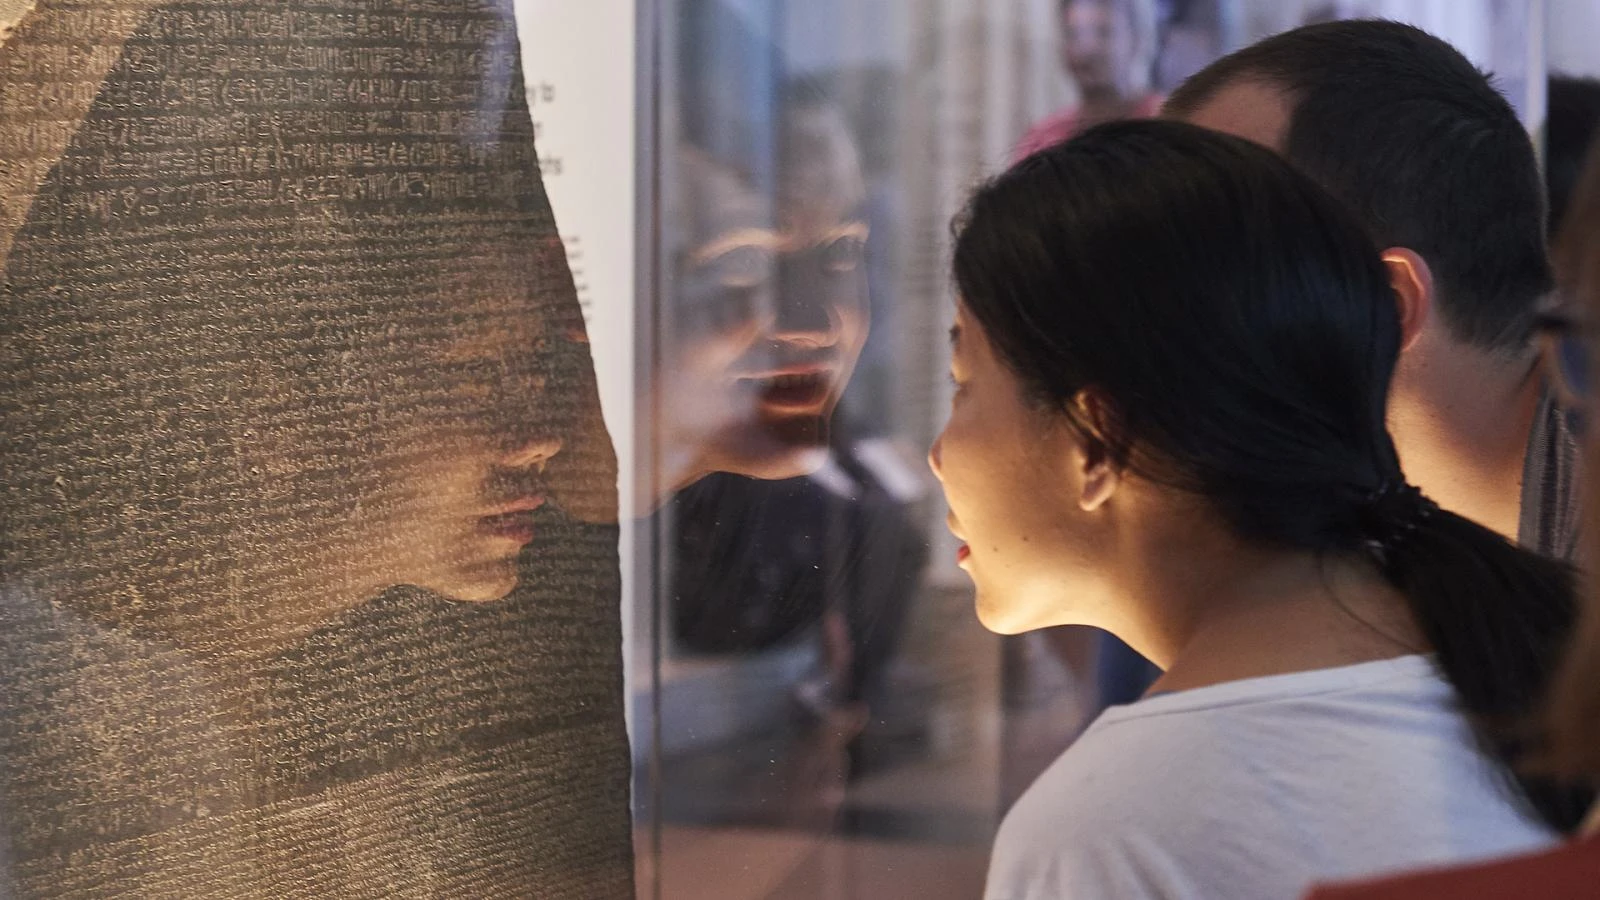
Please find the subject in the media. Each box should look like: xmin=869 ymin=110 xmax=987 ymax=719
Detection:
xmin=0 ymin=1 xmax=629 ymax=896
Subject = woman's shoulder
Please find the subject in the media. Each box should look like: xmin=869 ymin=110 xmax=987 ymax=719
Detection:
xmin=999 ymin=695 xmax=1266 ymax=839
xmin=996 ymin=657 xmax=1550 ymax=878
xmin=990 ymin=670 xmax=1557 ymax=900
xmin=988 ymin=697 xmax=1370 ymax=900
xmin=1306 ymin=835 xmax=1600 ymax=900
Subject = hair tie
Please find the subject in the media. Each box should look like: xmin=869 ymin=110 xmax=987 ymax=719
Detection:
xmin=1359 ymin=480 xmax=1439 ymax=561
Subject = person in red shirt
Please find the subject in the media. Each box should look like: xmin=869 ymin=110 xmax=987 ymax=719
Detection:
xmin=1014 ymin=0 xmax=1164 ymax=162
xmin=1302 ymin=139 xmax=1600 ymax=900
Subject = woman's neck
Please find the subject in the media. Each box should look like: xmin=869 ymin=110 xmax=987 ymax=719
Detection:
xmin=1116 ymin=533 xmax=1423 ymax=696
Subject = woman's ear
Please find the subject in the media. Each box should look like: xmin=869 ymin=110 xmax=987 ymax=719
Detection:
xmin=1070 ymin=390 xmax=1122 ymax=512
xmin=1382 ymin=248 xmax=1434 ymax=351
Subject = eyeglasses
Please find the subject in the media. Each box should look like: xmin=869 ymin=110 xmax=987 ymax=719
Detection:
xmin=1535 ymin=312 xmax=1592 ymax=413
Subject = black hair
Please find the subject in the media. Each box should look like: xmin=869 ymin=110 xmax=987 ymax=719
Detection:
xmin=1166 ymin=20 xmax=1552 ymax=353
xmin=1548 ymin=75 xmax=1600 ymax=237
xmin=953 ymin=119 xmax=1588 ymax=832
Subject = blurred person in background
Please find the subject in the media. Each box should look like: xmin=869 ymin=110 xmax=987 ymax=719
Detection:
xmin=1302 ymin=126 xmax=1600 ymax=900
xmin=1014 ymin=0 xmax=1164 ymax=161
xmin=1150 ymin=0 xmax=1228 ymax=92
xmin=936 ymin=119 xmax=1583 ymax=900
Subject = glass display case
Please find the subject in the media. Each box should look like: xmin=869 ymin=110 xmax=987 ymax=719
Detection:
xmin=0 ymin=0 xmax=1579 ymax=897
xmin=628 ymin=3 xmax=1556 ymax=898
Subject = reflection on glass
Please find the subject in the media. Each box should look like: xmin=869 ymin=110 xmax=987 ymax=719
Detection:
xmin=644 ymin=2 xmax=948 ymax=892
xmin=659 ymin=0 xmax=885 ymax=737
xmin=0 ymin=0 xmax=628 ymax=895
xmin=657 ymin=96 xmax=869 ymax=495
xmin=663 ymin=73 xmax=914 ymax=748
xmin=637 ymin=2 xmax=1565 ymax=898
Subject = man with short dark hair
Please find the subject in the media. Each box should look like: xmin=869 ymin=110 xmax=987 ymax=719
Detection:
xmin=1167 ymin=19 xmax=1580 ymax=562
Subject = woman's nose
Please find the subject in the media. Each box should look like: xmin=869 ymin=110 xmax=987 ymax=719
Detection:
xmin=772 ymin=262 xmax=854 ymax=346
xmin=770 ymin=299 xmax=842 ymax=347
xmin=501 ymin=436 xmax=564 ymax=472
xmin=927 ymin=435 xmax=944 ymax=480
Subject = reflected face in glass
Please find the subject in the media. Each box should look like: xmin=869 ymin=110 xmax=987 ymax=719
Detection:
xmin=276 ymin=246 xmax=576 ymax=610
xmin=379 ymin=311 xmax=562 ymax=603
xmin=664 ymin=104 xmax=870 ymax=487
xmin=0 ymin=0 xmax=605 ymax=644
xmin=929 ymin=305 xmax=1096 ymax=634
xmin=1061 ymin=1 xmax=1138 ymax=95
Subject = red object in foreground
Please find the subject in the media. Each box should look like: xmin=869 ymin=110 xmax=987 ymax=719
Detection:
xmin=1305 ymin=833 xmax=1600 ymax=900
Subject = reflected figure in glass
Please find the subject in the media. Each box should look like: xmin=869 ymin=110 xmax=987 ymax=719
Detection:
xmin=652 ymin=0 xmax=927 ymax=829
xmin=657 ymin=91 xmax=870 ymax=497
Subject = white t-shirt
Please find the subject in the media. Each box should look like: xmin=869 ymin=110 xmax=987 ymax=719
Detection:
xmin=986 ymin=655 xmax=1556 ymax=900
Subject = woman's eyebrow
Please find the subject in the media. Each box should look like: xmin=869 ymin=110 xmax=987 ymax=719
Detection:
xmin=819 ymin=221 xmax=870 ymax=243
xmin=687 ymin=228 xmax=784 ymax=267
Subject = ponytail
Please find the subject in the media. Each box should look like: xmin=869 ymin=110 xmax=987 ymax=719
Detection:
xmin=1371 ymin=489 xmax=1592 ymax=832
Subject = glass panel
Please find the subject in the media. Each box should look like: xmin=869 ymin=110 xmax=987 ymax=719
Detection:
xmin=640 ymin=2 xmax=1010 ymax=896
xmin=0 ymin=0 xmax=1565 ymax=896
xmin=640 ymin=2 xmax=1552 ymax=898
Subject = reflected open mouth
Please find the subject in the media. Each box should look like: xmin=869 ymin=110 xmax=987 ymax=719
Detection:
xmin=479 ymin=510 xmax=536 ymax=544
xmin=738 ymin=369 xmax=835 ymax=412
xmin=479 ymin=496 xmax=545 ymax=545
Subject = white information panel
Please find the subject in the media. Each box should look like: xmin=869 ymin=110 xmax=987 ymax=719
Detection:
xmin=514 ymin=2 xmax=641 ymax=721
xmin=514 ymin=0 xmax=637 ymax=514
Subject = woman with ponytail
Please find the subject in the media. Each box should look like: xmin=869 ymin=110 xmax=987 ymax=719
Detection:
xmin=931 ymin=119 xmax=1586 ymax=900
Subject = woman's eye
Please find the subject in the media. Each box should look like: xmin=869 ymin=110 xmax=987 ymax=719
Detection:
xmin=703 ymin=244 xmax=775 ymax=289
xmin=708 ymin=286 xmax=760 ymax=330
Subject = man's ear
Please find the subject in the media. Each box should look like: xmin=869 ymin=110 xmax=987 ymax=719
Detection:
xmin=1070 ymin=390 xmax=1122 ymax=512
xmin=1382 ymin=248 xmax=1434 ymax=351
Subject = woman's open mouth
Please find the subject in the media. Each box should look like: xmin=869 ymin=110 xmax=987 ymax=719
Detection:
xmin=738 ymin=369 xmax=835 ymax=412
xmin=479 ymin=511 xmax=536 ymax=545
xmin=478 ymin=497 xmax=545 ymax=545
